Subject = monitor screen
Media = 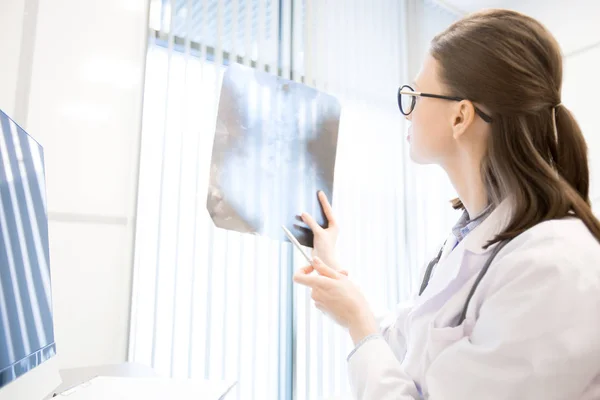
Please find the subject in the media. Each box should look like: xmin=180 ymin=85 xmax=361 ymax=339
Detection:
xmin=0 ymin=109 xmax=56 ymax=389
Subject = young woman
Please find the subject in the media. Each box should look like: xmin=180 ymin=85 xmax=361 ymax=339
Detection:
xmin=294 ymin=9 xmax=600 ymax=399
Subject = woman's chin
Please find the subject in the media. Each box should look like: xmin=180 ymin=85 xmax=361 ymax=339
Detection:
xmin=409 ymin=146 xmax=422 ymax=163
xmin=409 ymin=147 xmax=431 ymax=165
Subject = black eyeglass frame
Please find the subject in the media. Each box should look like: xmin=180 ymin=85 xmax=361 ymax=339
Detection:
xmin=398 ymin=84 xmax=493 ymax=123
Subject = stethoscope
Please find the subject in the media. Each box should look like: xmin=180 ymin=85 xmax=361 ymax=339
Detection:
xmin=417 ymin=238 xmax=512 ymax=325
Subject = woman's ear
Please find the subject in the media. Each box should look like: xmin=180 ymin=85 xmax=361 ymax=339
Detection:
xmin=452 ymin=100 xmax=476 ymax=139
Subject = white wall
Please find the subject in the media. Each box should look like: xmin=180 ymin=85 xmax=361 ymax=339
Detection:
xmin=0 ymin=0 xmax=25 ymax=115
xmin=563 ymin=47 xmax=600 ymax=208
xmin=0 ymin=0 xmax=149 ymax=369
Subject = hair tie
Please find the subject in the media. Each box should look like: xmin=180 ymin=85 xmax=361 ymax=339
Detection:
xmin=551 ymin=102 xmax=561 ymax=144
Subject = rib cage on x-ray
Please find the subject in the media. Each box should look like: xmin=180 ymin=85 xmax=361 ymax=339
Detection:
xmin=207 ymin=63 xmax=341 ymax=247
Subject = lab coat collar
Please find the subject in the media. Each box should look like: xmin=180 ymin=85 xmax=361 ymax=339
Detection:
xmin=462 ymin=199 xmax=513 ymax=255
xmin=411 ymin=199 xmax=514 ymax=315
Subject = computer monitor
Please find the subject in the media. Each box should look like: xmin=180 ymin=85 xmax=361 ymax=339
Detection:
xmin=0 ymin=110 xmax=61 ymax=399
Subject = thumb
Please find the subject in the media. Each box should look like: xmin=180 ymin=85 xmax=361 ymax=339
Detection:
xmin=312 ymin=257 xmax=340 ymax=279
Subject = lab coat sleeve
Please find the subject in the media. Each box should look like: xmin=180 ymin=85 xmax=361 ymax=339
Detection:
xmin=346 ymin=301 xmax=419 ymax=400
xmin=346 ymin=302 xmax=412 ymax=364
xmin=376 ymin=300 xmax=413 ymax=362
xmin=348 ymin=249 xmax=600 ymax=400
xmin=348 ymin=336 xmax=421 ymax=399
xmin=372 ymin=250 xmax=438 ymax=362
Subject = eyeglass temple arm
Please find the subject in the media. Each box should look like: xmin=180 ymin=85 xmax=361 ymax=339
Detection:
xmin=400 ymin=90 xmax=493 ymax=123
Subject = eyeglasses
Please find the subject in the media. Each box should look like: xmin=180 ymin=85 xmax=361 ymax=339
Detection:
xmin=398 ymin=84 xmax=493 ymax=123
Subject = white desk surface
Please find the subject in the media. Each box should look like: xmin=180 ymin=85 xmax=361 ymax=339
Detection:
xmin=48 ymin=362 xmax=158 ymax=397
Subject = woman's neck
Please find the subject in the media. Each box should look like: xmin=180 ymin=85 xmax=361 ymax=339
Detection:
xmin=444 ymin=156 xmax=488 ymax=219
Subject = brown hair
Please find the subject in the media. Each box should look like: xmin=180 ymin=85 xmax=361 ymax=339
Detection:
xmin=431 ymin=9 xmax=600 ymax=245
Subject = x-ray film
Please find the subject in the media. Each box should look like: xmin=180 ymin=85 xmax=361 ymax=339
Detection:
xmin=207 ymin=63 xmax=341 ymax=247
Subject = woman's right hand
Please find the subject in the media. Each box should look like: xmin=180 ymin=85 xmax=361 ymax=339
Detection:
xmin=301 ymin=191 xmax=348 ymax=275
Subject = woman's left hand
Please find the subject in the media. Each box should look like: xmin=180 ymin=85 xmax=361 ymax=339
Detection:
xmin=293 ymin=257 xmax=379 ymax=344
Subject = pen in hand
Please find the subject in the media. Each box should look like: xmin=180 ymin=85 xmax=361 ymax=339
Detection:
xmin=282 ymin=225 xmax=314 ymax=266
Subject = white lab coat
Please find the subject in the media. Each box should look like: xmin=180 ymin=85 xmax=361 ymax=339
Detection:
xmin=348 ymin=201 xmax=600 ymax=399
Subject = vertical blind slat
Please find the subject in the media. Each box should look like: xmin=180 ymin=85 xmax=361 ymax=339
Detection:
xmin=167 ymin=0 xmax=195 ymax=377
xmin=150 ymin=0 xmax=177 ymax=370
xmin=200 ymin=0 xmax=213 ymax=382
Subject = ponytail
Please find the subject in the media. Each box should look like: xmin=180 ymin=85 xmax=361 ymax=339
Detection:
xmin=554 ymin=105 xmax=590 ymax=203
xmin=554 ymin=105 xmax=600 ymax=241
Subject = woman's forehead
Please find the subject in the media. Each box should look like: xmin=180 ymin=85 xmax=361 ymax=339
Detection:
xmin=415 ymin=55 xmax=444 ymax=91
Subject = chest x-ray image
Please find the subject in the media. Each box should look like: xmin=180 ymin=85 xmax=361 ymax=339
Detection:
xmin=207 ymin=63 xmax=341 ymax=247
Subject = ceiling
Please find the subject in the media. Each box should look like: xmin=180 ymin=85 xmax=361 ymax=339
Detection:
xmin=435 ymin=0 xmax=600 ymax=56
xmin=436 ymin=0 xmax=511 ymax=14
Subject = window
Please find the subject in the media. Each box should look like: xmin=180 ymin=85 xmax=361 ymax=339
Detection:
xmin=129 ymin=1 xmax=432 ymax=398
